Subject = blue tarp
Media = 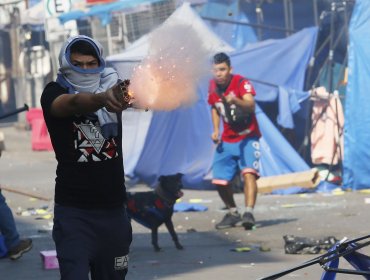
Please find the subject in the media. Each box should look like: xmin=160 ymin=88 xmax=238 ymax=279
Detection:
xmin=132 ymin=93 xmax=215 ymax=189
xmin=103 ymin=4 xmax=318 ymax=189
xmin=230 ymin=27 xmax=317 ymax=129
xmin=343 ymin=0 xmax=370 ymax=190
xmin=256 ymin=105 xmax=310 ymax=177
xmin=59 ymin=0 xmax=163 ymax=26
xmin=116 ymin=26 xmax=317 ymax=189
xmin=198 ymin=0 xmax=258 ymax=50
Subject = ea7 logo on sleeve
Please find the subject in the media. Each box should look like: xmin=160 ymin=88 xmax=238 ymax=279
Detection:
xmin=114 ymin=255 xmax=129 ymax=270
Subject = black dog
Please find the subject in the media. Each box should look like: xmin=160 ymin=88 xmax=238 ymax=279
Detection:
xmin=126 ymin=173 xmax=184 ymax=252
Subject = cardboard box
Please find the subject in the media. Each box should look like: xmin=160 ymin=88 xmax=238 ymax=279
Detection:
xmin=40 ymin=250 xmax=59 ymax=270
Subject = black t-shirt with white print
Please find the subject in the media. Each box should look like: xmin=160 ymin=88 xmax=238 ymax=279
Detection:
xmin=41 ymin=82 xmax=126 ymax=209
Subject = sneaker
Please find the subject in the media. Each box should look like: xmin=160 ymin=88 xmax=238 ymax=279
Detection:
xmin=215 ymin=213 xmax=241 ymax=229
xmin=8 ymin=238 xmax=33 ymax=260
xmin=242 ymin=212 xmax=255 ymax=230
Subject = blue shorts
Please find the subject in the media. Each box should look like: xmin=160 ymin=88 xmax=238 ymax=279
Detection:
xmin=212 ymin=137 xmax=260 ymax=185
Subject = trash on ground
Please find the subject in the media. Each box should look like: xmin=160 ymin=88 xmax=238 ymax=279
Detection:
xmin=40 ymin=250 xmax=59 ymax=270
xmin=174 ymin=202 xmax=208 ymax=212
xmin=283 ymin=235 xmax=337 ymax=254
xmin=35 ymin=214 xmax=53 ymax=220
xmin=189 ymin=198 xmax=213 ymax=203
xmin=259 ymin=245 xmax=271 ymax=252
xmin=16 ymin=206 xmax=51 ymax=216
xmin=231 ymin=246 xmax=252 ymax=252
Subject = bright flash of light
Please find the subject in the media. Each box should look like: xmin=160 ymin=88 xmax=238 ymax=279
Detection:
xmin=129 ymin=23 xmax=210 ymax=111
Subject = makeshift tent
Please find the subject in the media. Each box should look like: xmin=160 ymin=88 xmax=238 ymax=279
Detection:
xmin=107 ymin=3 xmax=318 ymax=189
xmin=198 ymin=0 xmax=258 ymax=50
xmin=343 ymin=0 xmax=370 ymax=191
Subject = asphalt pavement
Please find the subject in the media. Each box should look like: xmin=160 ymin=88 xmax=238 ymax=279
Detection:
xmin=0 ymin=123 xmax=369 ymax=280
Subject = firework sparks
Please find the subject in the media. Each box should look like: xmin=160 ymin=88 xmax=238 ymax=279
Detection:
xmin=128 ymin=22 xmax=210 ymax=111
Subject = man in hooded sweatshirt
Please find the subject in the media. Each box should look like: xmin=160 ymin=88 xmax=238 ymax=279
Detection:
xmin=41 ymin=35 xmax=132 ymax=280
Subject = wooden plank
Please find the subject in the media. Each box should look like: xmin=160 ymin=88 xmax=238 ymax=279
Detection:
xmin=0 ymin=185 xmax=52 ymax=201
xmin=257 ymin=168 xmax=320 ymax=193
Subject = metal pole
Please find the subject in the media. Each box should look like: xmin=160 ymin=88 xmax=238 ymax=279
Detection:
xmin=288 ymin=0 xmax=294 ymax=35
xmin=283 ymin=0 xmax=290 ymax=37
xmin=255 ymin=2 xmax=263 ymax=40
xmin=331 ymin=1 xmax=350 ymax=178
xmin=328 ymin=2 xmax=336 ymax=93
xmin=313 ymin=0 xmax=319 ymax=26
xmin=106 ymin=23 xmax=112 ymax=56
xmin=9 ymin=6 xmax=27 ymax=123
xmin=342 ymin=1 xmax=349 ymax=46
xmin=0 ymin=184 xmax=51 ymax=201
xmin=258 ymin=235 xmax=370 ymax=280
xmin=0 ymin=104 xmax=28 ymax=120
xmin=201 ymin=16 xmax=295 ymax=33
xmin=121 ymin=13 xmax=129 ymax=49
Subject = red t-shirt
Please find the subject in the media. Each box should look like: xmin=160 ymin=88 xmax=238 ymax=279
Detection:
xmin=208 ymin=74 xmax=261 ymax=143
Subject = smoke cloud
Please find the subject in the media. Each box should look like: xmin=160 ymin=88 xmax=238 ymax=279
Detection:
xmin=129 ymin=23 xmax=210 ymax=111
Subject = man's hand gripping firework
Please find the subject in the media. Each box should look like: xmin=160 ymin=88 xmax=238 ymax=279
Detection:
xmin=105 ymin=79 xmax=139 ymax=112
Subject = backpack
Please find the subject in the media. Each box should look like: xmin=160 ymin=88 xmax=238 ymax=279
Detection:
xmin=216 ymin=78 xmax=252 ymax=129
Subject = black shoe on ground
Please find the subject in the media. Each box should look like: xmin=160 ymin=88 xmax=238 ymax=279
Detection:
xmin=215 ymin=213 xmax=242 ymax=229
xmin=8 ymin=238 xmax=33 ymax=260
xmin=242 ymin=212 xmax=255 ymax=230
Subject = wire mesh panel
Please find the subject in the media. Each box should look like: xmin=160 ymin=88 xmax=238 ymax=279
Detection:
xmin=87 ymin=0 xmax=177 ymax=55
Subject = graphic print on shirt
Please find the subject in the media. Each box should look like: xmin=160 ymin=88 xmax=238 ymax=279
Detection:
xmin=215 ymin=90 xmax=239 ymax=125
xmin=73 ymin=120 xmax=118 ymax=162
xmin=215 ymin=101 xmax=228 ymax=123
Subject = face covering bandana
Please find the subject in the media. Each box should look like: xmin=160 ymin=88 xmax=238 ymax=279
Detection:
xmin=56 ymin=35 xmax=120 ymax=139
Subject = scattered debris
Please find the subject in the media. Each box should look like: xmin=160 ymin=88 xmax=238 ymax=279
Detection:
xmin=231 ymin=243 xmax=271 ymax=253
xmin=283 ymin=235 xmax=337 ymax=254
xmin=40 ymin=250 xmax=59 ymax=270
xmin=231 ymin=246 xmax=251 ymax=252
xmin=280 ymin=202 xmax=333 ymax=208
xmin=16 ymin=205 xmax=53 ymax=220
xmin=35 ymin=214 xmax=53 ymax=220
xmin=189 ymin=198 xmax=213 ymax=203
xmin=259 ymin=245 xmax=271 ymax=252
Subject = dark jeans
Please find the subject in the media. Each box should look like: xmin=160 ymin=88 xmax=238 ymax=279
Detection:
xmin=0 ymin=190 xmax=20 ymax=250
xmin=53 ymin=204 xmax=132 ymax=280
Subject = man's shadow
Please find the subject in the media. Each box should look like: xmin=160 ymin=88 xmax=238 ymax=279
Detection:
xmin=255 ymin=218 xmax=297 ymax=228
